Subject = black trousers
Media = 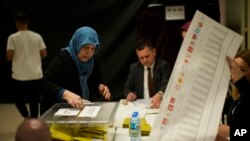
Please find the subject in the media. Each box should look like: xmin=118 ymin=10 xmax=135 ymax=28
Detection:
xmin=12 ymin=79 xmax=41 ymax=118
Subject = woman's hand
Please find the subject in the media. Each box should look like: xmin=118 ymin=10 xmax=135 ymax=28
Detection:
xmin=62 ymin=90 xmax=83 ymax=109
xmin=215 ymin=124 xmax=230 ymax=141
xmin=126 ymin=92 xmax=137 ymax=101
xmin=99 ymin=84 xmax=111 ymax=100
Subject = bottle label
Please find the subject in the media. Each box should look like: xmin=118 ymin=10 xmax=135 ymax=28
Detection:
xmin=130 ymin=129 xmax=140 ymax=137
xmin=130 ymin=122 xmax=139 ymax=130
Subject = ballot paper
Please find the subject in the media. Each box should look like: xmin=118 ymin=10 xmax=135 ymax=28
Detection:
xmin=149 ymin=10 xmax=243 ymax=141
xmin=54 ymin=108 xmax=80 ymax=117
xmin=133 ymin=98 xmax=151 ymax=108
xmin=78 ymin=106 xmax=101 ymax=118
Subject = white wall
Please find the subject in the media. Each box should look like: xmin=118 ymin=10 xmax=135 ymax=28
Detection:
xmin=220 ymin=0 xmax=249 ymax=50
xmin=247 ymin=0 xmax=250 ymax=50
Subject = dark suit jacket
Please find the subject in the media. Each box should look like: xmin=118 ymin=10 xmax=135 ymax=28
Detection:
xmin=124 ymin=58 xmax=172 ymax=98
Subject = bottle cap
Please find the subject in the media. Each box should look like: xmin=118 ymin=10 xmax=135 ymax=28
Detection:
xmin=132 ymin=111 xmax=138 ymax=117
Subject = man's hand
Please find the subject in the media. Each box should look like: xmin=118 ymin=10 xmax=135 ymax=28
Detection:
xmin=63 ymin=90 xmax=83 ymax=109
xmin=126 ymin=92 xmax=137 ymax=101
xmin=150 ymin=92 xmax=163 ymax=108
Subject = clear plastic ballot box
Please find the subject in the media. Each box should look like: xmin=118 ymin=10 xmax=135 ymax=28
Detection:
xmin=40 ymin=102 xmax=118 ymax=141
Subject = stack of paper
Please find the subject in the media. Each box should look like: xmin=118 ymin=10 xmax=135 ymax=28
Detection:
xmin=53 ymin=106 xmax=101 ymax=118
xmin=50 ymin=124 xmax=107 ymax=141
xmin=54 ymin=108 xmax=80 ymax=117
xmin=122 ymin=117 xmax=151 ymax=136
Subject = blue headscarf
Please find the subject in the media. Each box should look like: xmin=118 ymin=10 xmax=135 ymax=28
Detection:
xmin=63 ymin=26 xmax=100 ymax=99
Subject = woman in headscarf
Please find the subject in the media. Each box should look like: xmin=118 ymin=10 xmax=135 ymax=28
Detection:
xmin=40 ymin=26 xmax=111 ymax=114
xmin=180 ymin=21 xmax=191 ymax=39
xmin=216 ymin=49 xmax=250 ymax=141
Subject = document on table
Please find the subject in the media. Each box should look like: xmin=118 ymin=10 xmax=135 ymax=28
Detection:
xmin=149 ymin=10 xmax=243 ymax=141
xmin=133 ymin=98 xmax=151 ymax=108
xmin=54 ymin=108 xmax=80 ymax=117
xmin=78 ymin=106 xmax=101 ymax=118
xmin=134 ymin=99 xmax=159 ymax=114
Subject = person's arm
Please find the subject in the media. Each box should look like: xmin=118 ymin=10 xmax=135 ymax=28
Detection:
xmin=124 ymin=64 xmax=137 ymax=100
xmin=126 ymin=92 xmax=137 ymax=101
xmin=62 ymin=89 xmax=83 ymax=109
xmin=6 ymin=35 xmax=15 ymax=62
xmin=41 ymin=52 xmax=84 ymax=110
xmin=6 ymin=49 xmax=14 ymax=61
xmin=42 ymin=54 xmax=66 ymax=100
xmin=215 ymin=124 xmax=230 ymax=141
xmin=151 ymin=60 xmax=172 ymax=108
xmin=158 ymin=60 xmax=172 ymax=93
xmin=88 ymin=56 xmax=108 ymax=101
xmin=98 ymin=84 xmax=111 ymax=100
xmin=40 ymin=48 xmax=47 ymax=59
xmin=38 ymin=35 xmax=47 ymax=59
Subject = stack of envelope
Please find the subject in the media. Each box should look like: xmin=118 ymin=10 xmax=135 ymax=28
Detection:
xmin=122 ymin=117 xmax=151 ymax=136
xmin=49 ymin=124 xmax=107 ymax=141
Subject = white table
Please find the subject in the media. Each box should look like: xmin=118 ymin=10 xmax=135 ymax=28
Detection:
xmin=107 ymin=99 xmax=158 ymax=141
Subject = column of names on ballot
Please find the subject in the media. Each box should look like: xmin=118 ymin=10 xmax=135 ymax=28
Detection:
xmin=149 ymin=10 xmax=243 ymax=141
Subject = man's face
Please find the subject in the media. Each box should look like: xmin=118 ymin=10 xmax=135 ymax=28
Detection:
xmin=136 ymin=47 xmax=156 ymax=67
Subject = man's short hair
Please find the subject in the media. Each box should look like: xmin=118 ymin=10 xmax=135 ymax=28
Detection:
xmin=15 ymin=12 xmax=29 ymax=22
xmin=136 ymin=39 xmax=154 ymax=51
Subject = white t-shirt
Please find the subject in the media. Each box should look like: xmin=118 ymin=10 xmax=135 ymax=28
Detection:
xmin=7 ymin=30 xmax=46 ymax=80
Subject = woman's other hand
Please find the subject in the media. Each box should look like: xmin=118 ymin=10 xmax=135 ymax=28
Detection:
xmin=99 ymin=84 xmax=111 ymax=100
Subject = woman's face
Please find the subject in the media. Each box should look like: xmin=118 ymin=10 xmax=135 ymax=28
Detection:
xmin=234 ymin=57 xmax=250 ymax=81
xmin=182 ymin=31 xmax=187 ymax=39
xmin=77 ymin=44 xmax=96 ymax=62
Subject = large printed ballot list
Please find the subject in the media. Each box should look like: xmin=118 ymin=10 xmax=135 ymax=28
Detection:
xmin=149 ymin=10 xmax=244 ymax=141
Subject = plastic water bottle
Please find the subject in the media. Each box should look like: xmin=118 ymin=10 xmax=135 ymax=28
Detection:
xmin=129 ymin=111 xmax=141 ymax=141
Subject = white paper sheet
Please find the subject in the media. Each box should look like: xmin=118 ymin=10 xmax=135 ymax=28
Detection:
xmin=78 ymin=106 xmax=101 ymax=118
xmin=149 ymin=10 xmax=243 ymax=141
xmin=113 ymin=100 xmax=146 ymax=127
xmin=54 ymin=108 xmax=80 ymax=117
xmin=133 ymin=98 xmax=151 ymax=108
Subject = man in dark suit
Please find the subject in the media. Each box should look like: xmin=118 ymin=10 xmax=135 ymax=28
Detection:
xmin=124 ymin=39 xmax=172 ymax=108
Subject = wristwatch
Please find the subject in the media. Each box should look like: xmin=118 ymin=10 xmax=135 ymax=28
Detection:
xmin=157 ymin=91 xmax=164 ymax=97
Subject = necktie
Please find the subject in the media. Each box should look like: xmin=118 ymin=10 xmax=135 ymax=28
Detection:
xmin=147 ymin=67 xmax=154 ymax=97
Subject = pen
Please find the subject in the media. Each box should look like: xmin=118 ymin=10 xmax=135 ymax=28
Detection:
xmin=84 ymin=102 xmax=94 ymax=105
